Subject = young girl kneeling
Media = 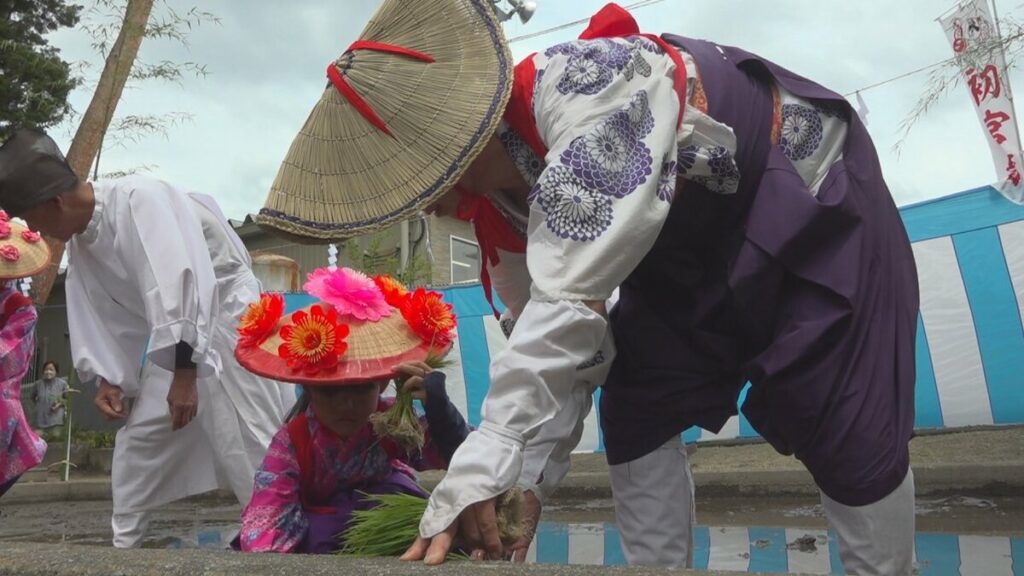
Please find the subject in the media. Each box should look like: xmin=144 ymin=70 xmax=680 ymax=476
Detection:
xmin=232 ymin=268 xmax=469 ymax=554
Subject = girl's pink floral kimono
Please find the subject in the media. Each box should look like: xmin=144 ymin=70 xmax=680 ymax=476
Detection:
xmin=0 ymin=283 xmax=46 ymax=497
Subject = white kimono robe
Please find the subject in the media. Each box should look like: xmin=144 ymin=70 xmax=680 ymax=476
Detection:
xmin=66 ymin=175 xmax=290 ymax=514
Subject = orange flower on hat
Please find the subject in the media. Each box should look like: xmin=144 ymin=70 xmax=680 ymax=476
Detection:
xmin=278 ymin=305 xmax=349 ymax=375
xmin=373 ymin=274 xmax=409 ymax=308
xmin=237 ymin=292 xmax=285 ymax=348
xmin=401 ymin=288 xmax=457 ymax=347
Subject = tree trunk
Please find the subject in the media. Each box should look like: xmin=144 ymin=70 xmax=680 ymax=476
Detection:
xmin=30 ymin=0 xmax=155 ymax=305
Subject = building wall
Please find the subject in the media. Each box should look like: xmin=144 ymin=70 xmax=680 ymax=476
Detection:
xmin=428 ymin=216 xmax=478 ymax=286
xmin=235 ymin=225 xmax=331 ymax=279
xmin=32 ymin=281 xmax=121 ymax=432
xmin=235 ymin=217 xmax=444 ymax=286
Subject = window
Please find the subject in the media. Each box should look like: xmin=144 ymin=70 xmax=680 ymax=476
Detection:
xmin=450 ymin=235 xmax=480 ymax=284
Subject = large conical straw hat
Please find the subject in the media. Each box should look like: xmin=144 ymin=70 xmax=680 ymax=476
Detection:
xmin=257 ymin=0 xmax=514 ymax=242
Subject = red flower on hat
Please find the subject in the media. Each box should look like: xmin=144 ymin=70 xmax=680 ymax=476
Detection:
xmin=237 ymin=292 xmax=285 ymax=348
xmin=373 ymin=274 xmax=409 ymax=308
xmin=21 ymin=230 xmax=41 ymax=244
xmin=0 ymin=222 xmax=11 ymax=240
xmin=0 ymin=211 xmax=9 ymax=223
xmin=278 ymin=305 xmax=349 ymax=375
xmin=0 ymin=245 xmax=20 ymax=262
xmin=401 ymin=288 xmax=457 ymax=347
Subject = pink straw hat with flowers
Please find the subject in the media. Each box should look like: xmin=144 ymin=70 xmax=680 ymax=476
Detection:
xmin=234 ymin=268 xmax=456 ymax=387
xmin=0 ymin=211 xmax=49 ymax=281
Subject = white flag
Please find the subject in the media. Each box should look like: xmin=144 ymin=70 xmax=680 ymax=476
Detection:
xmin=940 ymin=0 xmax=1024 ymax=204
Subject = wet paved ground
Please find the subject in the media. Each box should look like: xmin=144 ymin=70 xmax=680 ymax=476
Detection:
xmin=2 ymin=494 xmax=1021 ymax=574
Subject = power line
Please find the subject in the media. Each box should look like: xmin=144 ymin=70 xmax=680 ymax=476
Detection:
xmin=841 ymin=57 xmax=957 ymax=97
xmin=508 ymin=0 xmax=667 ymax=44
xmin=503 ymin=0 xmax=967 ymax=100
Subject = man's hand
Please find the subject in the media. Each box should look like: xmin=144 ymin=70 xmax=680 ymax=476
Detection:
xmin=507 ymin=490 xmax=542 ymax=562
xmin=94 ymin=379 xmax=127 ymax=420
xmin=167 ymin=367 xmax=198 ymax=431
xmin=401 ymin=497 xmax=505 ymax=564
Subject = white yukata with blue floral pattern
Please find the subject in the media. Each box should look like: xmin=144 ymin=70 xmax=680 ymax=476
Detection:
xmin=420 ymin=35 xmax=849 ymax=537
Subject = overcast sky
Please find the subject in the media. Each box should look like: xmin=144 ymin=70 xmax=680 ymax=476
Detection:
xmin=44 ymin=0 xmax=1024 ymax=220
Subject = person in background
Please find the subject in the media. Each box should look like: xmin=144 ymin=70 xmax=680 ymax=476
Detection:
xmin=30 ymin=360 xmax=68 ymax=441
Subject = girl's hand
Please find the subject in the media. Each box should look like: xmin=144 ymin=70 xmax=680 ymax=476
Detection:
xmin=394 ymin=361 xmax=433 ymax=405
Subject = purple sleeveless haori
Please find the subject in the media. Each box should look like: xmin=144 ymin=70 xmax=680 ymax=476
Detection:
xmin=601 ymin=35 xmax=919 ymax=507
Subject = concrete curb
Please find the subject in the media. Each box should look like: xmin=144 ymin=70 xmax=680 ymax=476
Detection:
xmin=7 ymin=428 xmax=1021 ymax=505
xmin=0 ymin=542 xmax=751 ymax=576
xmin=7 ymin=462 xmax=1021 ymax=505
xmin=4 ymin=478 xmax=112 ymax=503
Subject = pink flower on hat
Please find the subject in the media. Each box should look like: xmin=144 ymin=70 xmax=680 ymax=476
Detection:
xmin=303 ymin=267 xmax=392 ymax=322
xmin=0 ymin=211 xmax=9 ymax=222
xmin=21 ymin=230 xmax=41 ymax=244
xmin=0 ymin=245 xmax=20 ymax=262
xmin=0 ymin=222 xmax=10 ymax=240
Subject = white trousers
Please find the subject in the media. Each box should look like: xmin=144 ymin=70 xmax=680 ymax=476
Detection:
xmin=111 ymin=511 xmax=152 ymax=549
xmin=610 ymin=437 xmax=915 ymax=575
xmin=820 ymin=468 xmax=915 ymax=575
xmin=609 ymin=436 xmax=695 ymax=568
xmin=109 ymin=365 xmax=284 ymax=548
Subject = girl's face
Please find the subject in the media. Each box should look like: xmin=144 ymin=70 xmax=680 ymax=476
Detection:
xmin=42 ymin=365 xmax=57 ymax=380
xmin=307 ymin=382 xmax=386 ymax=439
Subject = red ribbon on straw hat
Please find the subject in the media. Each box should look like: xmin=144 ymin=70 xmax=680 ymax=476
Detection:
xmin=327 ymin=41 xmax=435 ymax=137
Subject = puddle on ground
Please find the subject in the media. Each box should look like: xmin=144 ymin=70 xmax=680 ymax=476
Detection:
xmin=524 ymin=522 xmax=1024 ymax=575
xmin=13 ymin=520 xmax=1019 ymax=575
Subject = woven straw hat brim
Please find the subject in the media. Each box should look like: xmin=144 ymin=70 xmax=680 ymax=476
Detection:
xmin=258 ymin=0 xmax=514 ymax=242
xmin=0 ymin=222 xmax=50 ymax=280
xmin=235 ymin=303 xmax=450 ymax=387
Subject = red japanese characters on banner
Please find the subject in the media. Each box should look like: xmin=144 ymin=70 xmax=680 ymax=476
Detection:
xmin=941 ymin=1 xmax=1024 ymax=204
xmin=968 ymin=64 xmax=1001 ymax=105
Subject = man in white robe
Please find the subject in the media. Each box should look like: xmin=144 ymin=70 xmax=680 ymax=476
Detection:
xmin=0 ymin=128 xmax=290 ymax=547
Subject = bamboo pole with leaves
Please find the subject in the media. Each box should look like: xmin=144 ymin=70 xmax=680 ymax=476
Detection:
xmin=47 ymin=368 xmax=79 ymax=481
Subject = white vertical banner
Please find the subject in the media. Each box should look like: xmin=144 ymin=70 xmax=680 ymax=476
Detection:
xmin=941 ymin=0 xmax=1024 ymax=204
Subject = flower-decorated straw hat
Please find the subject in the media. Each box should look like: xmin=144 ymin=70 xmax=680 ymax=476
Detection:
xmin=234 ymin=267 xmax=456 ymax=386
xmin=255 ymin=0 xmax=514 ymax=242
xmin=0 ymin=212 xmax=50 ymax=281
